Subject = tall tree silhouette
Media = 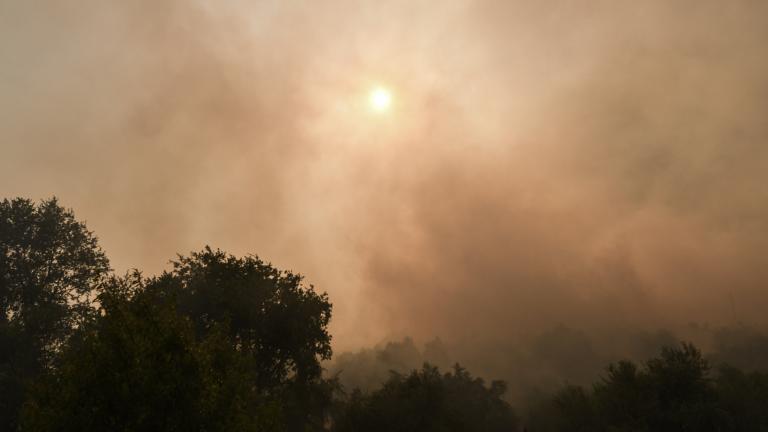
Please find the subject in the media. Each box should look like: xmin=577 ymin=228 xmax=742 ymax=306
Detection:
xmin=335 ymin=363 xmax=519 ymax=432
xmin=22 ymin=248 xmax=334 ymax=431
xmin=0 ymin=197 xmax=109 ymax=430
xmin=153 ymin=247 xmax=333 ymax=388
xmin=150 ymin=247 xmax=335 ymax=430
xmin=22 ymin=274 xmax=276 ymax=432
xmin=527 ymin=343 xmax=736 ymax=431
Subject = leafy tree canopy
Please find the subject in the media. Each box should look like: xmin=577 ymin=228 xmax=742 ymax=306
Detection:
xmin=151 ymin=247 xmax=333 ymax=388
xmin=22 ymin=247 xmax=335 ymax=432
xmin=0 ymin=197 xmax=109 ymax=431
xmin=336 ymin=363 xmax=519 ymax=432
xmin=528 ymin=343 xmax=768 ymax=432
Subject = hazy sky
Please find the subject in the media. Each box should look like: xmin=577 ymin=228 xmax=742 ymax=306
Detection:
xmin=2 ymin=0 xmax=767 ymax=350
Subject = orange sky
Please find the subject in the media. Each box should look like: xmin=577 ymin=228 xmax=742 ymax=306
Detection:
xmin=2 ymin=1 xmax=768 ymax=350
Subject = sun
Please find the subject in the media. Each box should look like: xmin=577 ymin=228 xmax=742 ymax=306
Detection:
xmin=369 ymin=86 xmax=392 ymax=112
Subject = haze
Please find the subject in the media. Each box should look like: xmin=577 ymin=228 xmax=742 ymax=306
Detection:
xmin=2 ymin=0 xmax=767 ymax=355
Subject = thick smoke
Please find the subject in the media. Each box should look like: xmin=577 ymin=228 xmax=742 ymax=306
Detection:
xmin=2 ymin=0 xmax=768 ymax=355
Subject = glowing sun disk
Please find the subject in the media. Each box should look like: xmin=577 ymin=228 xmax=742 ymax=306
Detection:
xmin=369 ymin=87 xmax=392 ymax=112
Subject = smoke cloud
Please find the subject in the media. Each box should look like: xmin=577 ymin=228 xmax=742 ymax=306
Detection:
xmin=2 ymin=0 xmax=768 ymax=354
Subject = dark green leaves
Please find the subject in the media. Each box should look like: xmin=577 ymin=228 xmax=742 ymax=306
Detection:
xmin=335 ymin=364 xmax=519 ymax=432
xmin=0 ymin=197 xmax=110 ymax=431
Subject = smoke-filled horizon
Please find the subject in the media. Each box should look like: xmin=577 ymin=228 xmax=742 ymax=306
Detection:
xmin=2 ymin=0 xmax=768 ymax=351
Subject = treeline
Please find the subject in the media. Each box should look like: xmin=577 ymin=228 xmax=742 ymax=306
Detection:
xmin=331 ymin=337 xmax=768 ymax=431
xmin=527 ymin=343 xmax=768 ymax=431
xmin=1 ymin=198 xmax=335 ymax=431
xmin=330 ymin=326 xmax=768 ymax=420
xmin=1 ymin=198 xmax=767 ymax=431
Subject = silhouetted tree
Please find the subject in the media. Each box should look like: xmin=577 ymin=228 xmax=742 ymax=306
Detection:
xmin=21 ymin=273 xmax=276 ymax=431
xmin=22 ymin=248 xmax=334 ymax=431
xmin=715 ymin=365 xmax=768 ymax=431
xmin=148 ymin=247 xmax=334 ymax=430
xmin=151 ymin=247 xmax=332 ymax=387
xmin=8 ymin=197 xmax=768 ymax=432
xmin=0 ymin=197 xmax=109 ymax=430
xmin=335 ymin=363 xmax=519 ymax=432
xmin=329 ymin=337 xmax=456 ymax=395
xmin=527 ymin=343 xmax=736 ymax=431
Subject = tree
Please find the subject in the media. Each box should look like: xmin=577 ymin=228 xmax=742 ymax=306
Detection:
xmin=149 ymin=247 xmax=334 ymax=430
xmin=641 ymin=343 xmax=721 ymax=429
xmin=529 ymin=343 xmax=729 ymax=432
xmin=21 ymin=273 xmax=276 ymax=432
xmin=22 ymin=248 xmax=335 ymax=432
xmin=335 ymin=363 xmax=519 ymax=432
xmin=150 ymin=247 xmax=332 ymax=387
xmin=714 ymin=365 xmax=768 ymax=432
xmin=591 ymin=360 xmax=652 ymax=430
xmin=0 ymin=197 xmax=109 ymax=431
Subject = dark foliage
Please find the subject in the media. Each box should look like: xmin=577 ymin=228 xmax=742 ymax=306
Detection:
xmin=148 ymin=247 xmax=335 ymax=430
xmin=0 ymin=198 xmax=110 ymax=430
xmin=715 ymin=365 xmax=768 ymax=431
xmin=527 ymin=343 xmax=768 ymax=432
xmin=152 ymin=247 xmax=333 ymax=388
xmin=20 ymin=246 xmax=334 ymax=432
xmin=4 ymin=197 xmax=768 ymax=432
xmin=22 ymin=274 xmax=271 ymax=431
xmin=335 ymin=363 xmax=519 ymax=432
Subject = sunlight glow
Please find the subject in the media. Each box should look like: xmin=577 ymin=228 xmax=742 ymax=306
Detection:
xmin=369 ymin=87 xmax=392 ymax=112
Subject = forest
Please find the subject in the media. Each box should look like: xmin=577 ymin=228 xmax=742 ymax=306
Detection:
xmin=2 ymin=197 xmax=768 ymax=431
